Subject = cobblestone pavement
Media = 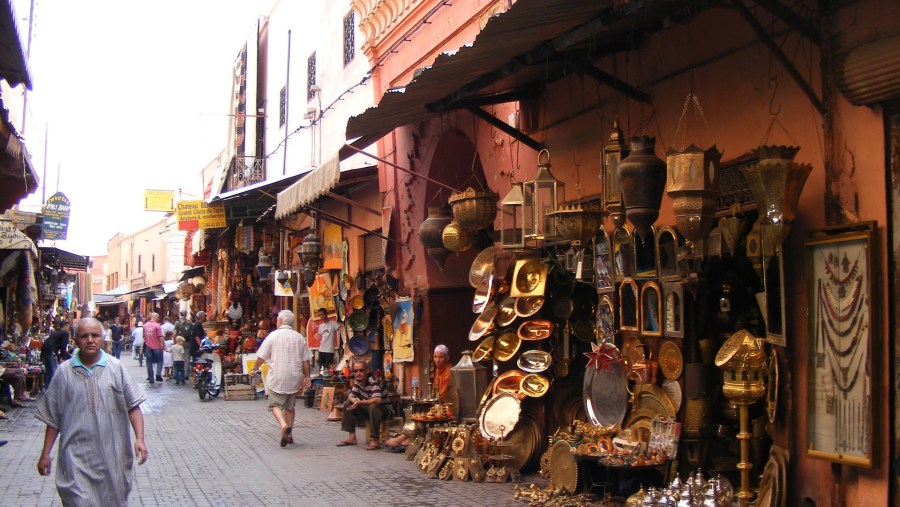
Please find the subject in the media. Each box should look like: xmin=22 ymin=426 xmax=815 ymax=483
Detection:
xmin=0 ymin=358 xmax=542 ymax=506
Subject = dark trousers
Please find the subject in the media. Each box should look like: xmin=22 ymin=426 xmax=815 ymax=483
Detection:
xmin=42 ymin=357 xmax=58 ymax=387
xmin=111 ymin=341 xmax=122 ymax=358
xmin=341 ymin=403 xmax=384 ymax=441
xmin=317 ymin=352 xmax=334 ymax=371
xmin=173 ymin=361 xmax=185 ymax=384
xmin=145 ymin=348 xmax=163 ymax=381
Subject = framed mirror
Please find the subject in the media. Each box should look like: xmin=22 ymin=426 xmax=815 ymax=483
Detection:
xmin=764 ymin=249 xmax=786 ymax=346
xmin=596 ymin=294 xmax=616 ymax=342
xmin=655 ymin=226 xmax=681 ymax=281
xmin=594 ymin=229 xmax=615 ymax=293
xmin=663 ymin=282 xmax=684 ymax=338
xmin=640 ymin=281 xmax=662 ymax=336
xmin=634 ymin=226 xmax=657 ymax=280
xmin=619 ymin=278 xmax=639 ymax=332
xmin=613 ymin=226 xmax=635 ymax=282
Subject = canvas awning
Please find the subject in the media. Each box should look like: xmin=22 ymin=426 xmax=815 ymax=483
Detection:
xmin=275 ymin=155 xmax=340 ymax=220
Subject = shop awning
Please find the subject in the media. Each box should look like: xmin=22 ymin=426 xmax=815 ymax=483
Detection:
xmin=275 ymin=155 xmax=340 ymax=220
xmin=39 ymin=246 xmax=89 ymax=271
xmin=180 ymin=266 xmax=205 ymax=282
xmin=210 ymin=172 xmax=305 ymax=225
xmin=345 ymin=0 xmax=691 ymax=141
xmin=100 ymin=284 xmax=130 ymax=296
xmin=0 ymin=0 xmax=32 ymax=90
xmin=0 ymin=220 xmax=37 ymax=257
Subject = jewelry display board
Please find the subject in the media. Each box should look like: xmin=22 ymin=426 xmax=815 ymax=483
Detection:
xmin=805 ymin=222 xmax=875 ymax=467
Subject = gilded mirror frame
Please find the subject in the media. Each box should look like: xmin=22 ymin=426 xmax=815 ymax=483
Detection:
xmin=662 ymin=281 xmax=684 ymax=338
xmin=612 ymin=225 xmax=635 ymax=283
xmin=655 ymin=226 xmax=681 ymax=282
xmin=634 ymin=225 xmax=657 ymax=280
xmin=594 ymin=229 xmax=615 ymax=293
xmin=618 ymin=278 xmax=639 ymax=332
xmin=640 ymin=281 xmax=662 ymax=337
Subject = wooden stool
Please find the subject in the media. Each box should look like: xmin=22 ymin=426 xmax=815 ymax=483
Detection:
xmin=25 ymin=371 xmax=43 ymax=395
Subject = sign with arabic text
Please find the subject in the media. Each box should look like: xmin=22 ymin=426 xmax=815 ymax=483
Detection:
xmin=42 ymin=192 xmax=71 ymax=240
xmin=175 ymin=200 xmax=226 ymax=231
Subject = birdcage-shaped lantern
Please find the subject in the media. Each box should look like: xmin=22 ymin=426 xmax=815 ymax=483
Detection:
xmin=715 ymin=329 xmax=767 ymax=405
xmin=450 ymin=350 xmax=488 ymax=420
xmin=500 ymin=182 xmax=531 ymax=249
xmin=524 ymin=149 xmax=563 ymax=242
xmin=602 ymin=121 xmax=628 ymax=230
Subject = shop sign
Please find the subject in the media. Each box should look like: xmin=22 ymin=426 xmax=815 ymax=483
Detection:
xmin=42 ymin=192 xmax=71 ymax=240
xmin=144 ymin=190 xmax=175 ymax=212
xmin=175 ymin=200 xmax=226 ymax=231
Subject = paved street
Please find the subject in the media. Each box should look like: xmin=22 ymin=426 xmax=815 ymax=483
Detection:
xmin=0 ymin=358 xmax=536 ymax=506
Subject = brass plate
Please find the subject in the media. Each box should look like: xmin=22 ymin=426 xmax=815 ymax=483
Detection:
xmin=517 ymin=350 xmax=552 ymax=373
xmin=473 ymin=274 xmax=494 ymax=314
xmin=382 ymin=314 xmax=394 ymax=341
xmin=549 ymin=441 xmax=578 ymax=494
xmin=479 ymin=392 xmax=521 ymax=440
xmin=658 ymin=341 xmax=683 ymax=380
xmin=514 ymin=296 xmax=545 ymax=318
xmin=661 ymin=379 xmax=683 ymax=412
xmin=493 ymin=369 xmax=527 ymax=398
xmin=349 ymin=294 xmax=365 ymax=310
xmin=630 ymin=384 xmax=677 ymax=421
xmin=493 ymin=329 xmax=521 ymax=362
xmin=469 ymin=246 xmax=500 ymax=288
xmin=520 ymin=373 xmax=550 ymax=397
xmin=468 ymin=301 xmax=498 ymax=342
xmin=511 ymin=258 xmax=548 ymax=298
xmin=496 ymin=296 xmax=517 ymax=327
xmin=517 ymin=319 xmax=554 ymax=341
xmin=504 ymin=414 xmax=541 ymax=471
xmin=472 ymin=336 xmax=495 ymax=363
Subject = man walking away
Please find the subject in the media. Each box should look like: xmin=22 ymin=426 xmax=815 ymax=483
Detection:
xmin=36 ymin=317 xmax=148 ymax=505
xmin=143 ymin=313 xmax=165 ymax=385
xmin=253 ymin=310 xmax=312 ymax=447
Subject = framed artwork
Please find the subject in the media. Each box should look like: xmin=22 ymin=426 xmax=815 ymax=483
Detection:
xmin=656 ymin=227 xmax=681 ymax=282
xmin=308 ymin=271 xmax=335 ymax=317
xmin=613 ymin=226 xmax=635 ymax=282
xmin=320 ymin=386 xmax=335 ymax=411
xmin=594 ymin=229 xmax=615 ymax=293
xmin=596 ymin=294 xmax=616 ymax=341
xmin=640 ymin=281 xmax=662 ymax=337
xmin=663 ymin=282 xmax=685 ymax=339
xmin=619 ymin=278 xmax=639 ymax=332
xmin=805 ymin=221 xmax=875 ymax=467
xmin=323 ymin=224 xmax=343 ymax=270
xmin=392 ymin=297 xmax=415 ymax=363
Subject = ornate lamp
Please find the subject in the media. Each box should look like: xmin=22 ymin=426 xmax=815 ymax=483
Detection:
xmin=524 ymin=149 xmax=563 ymax=242
xmin=618 ymin=136 xmax=666 ymax=244
xmin=450 ymin=350 xmax=488 ymax=420
xmin=448 ymin=187 xmax=498 ymax=230
xmin=255 ymin=247 xmax=273 ymax=279
xmin=602 ymin=121 xmax=628 ymax=222
xmin=666 ymin=144 xmax=722 ymax=247
xmin=418 ymin=205 xmax=453 ymax=269
xmin=299 ymin=230 xmax=322 ymax=270
xmin=715 ymin=330 xmax=768 ymax=506
xmin=499 ymin=182 xmax=530 ymax=250
xmin=741 ymin=145 xmax=812 ymax=251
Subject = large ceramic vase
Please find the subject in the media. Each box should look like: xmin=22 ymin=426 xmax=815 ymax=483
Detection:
xmin=618 ymin=136 xmax=666 ymax=243
xmin=418 ymin=205 xmax=453 ymax=269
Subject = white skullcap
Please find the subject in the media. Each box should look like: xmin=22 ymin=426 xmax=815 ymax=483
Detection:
xmin=434 ymin=344 xmax=449 ymax=356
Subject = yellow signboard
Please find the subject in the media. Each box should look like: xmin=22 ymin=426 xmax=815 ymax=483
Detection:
xmin=144 ymin=190 xmax=175 ymax=212
xmin=175 ymin=200 xmax=226 ymax=230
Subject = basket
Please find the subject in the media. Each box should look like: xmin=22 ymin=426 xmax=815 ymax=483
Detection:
xmin=448 ymin=187 xmax=498 ymax=230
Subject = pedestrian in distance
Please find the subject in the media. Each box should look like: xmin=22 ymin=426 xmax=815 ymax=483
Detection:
xmin=41 ymin=320 xmax=70 ymax=387
xmin=130 ymin=321 xmax=144 ymax=364
xmin=315 ymin=307 xmax=340 ymax=373
xmin=36 ymin=317 xmax=148 ymax=506
xmin=143 ymin=313 xmax=165 ymax=385
xmin=109 ymin=317 xmax=124 ymax=359
xmin=252 ymin=310 xmax=312 ymax=448
xmin=162 ymin=331 xmax=175 ymax=380
xmin=171 ymin=336 xmax=186 ymax=385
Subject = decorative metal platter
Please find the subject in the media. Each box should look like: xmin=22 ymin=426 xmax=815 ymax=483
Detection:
xmin=630 ymin=384 xmax=677 ymax=421
xmin=517 ymin=350 xmax=552 ymax=373
xmin=658 ymin=340 xmax=683 ymax=380
xmin=520 ymin=373 xmax=550 ymax=397
xmin=583 ymin=343 xmax=628 ymax=428
xmin=503 ymin=414 xmax=541 ymax=472
xmin=549 ymin=440 xmax=578 ymax=494
xmin=514 ymin=296 xmax=545 ymax=318
xmin=469 ymin=246 xmax=500 ymax=288
xmin=517 ymin=320 xmax=554 ymax=341
xmin=496 ymin=296 xmax=517 ymax=327
xmin=493 ymin=329 xmax=521 ymax=362
xmin=472 ymin=336 xmax=495 ymax=362
xmin=468 ymin=301 xmax=498 ymax=341
xmin=661 ymin=379 xmax=683 ymax=412
xmin=473 ymin=274 xmax=495 ymax=314
xmin=479 ymin=392 xmax=521 ymax=440
xmin=511 ymin=258 xmax=548 ymax=298
xmin=493 ymin=369 xmax=527 ymax=398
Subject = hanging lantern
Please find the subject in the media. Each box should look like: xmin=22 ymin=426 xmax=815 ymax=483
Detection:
xmin=442 ymin=220 xmax=473 ymax=252
xmin=524 ymin=149 xmax=563 ymax=242
xmin=666 ymin=144 xmax=722 ymax=245
xmin=448 ymin=187 xmax=499 ymax=230
xmin=301 ymin=266 xmax=317 ymax=288
xmin=602 ymin=121 xmax=628 ymax=218
xmin=299 ymin=231 xmax=322 ymax=269
xmin=548 ymin=204 xmax=603 ymax=247
xmin=618 ymin=136 xmax=666 ymax=243
xmin=418 ymin=205 xmax=453 ymax=269
xmin=255 ymin=247 xmax=273 ymax=280
xmin=499 ymin=182 xmax=530 ymax=249
xmin=741 ymin=145 xmax=812 ymax=250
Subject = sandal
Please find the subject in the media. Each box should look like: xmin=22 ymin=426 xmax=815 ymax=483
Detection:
xmin=365 ymin=441 xmax=380 ymax=451
xmin=280 ymin=426 xmax=292 ymax=448
xmin=336 ymin=440 xmax=357 ymax=447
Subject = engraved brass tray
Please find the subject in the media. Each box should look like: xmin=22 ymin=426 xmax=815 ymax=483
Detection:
xmin=511 ymin=258 xmax=548 ymax=298
xmin=517 ymin=319 xmax=554 ymax=341
xmin=496 ymin=296 xmax=518 ymax=327
xmin=517 ymin=350 xmax=552 ymax=373
xmin=514 ymin=296 xmax=545 ymax=318
xmin=658 ymin=340 xmax=683 ymax=380
xmin=520 ymin=373 xmax=550 ymax=397
xmin=472 ymin=336 xmax=495 ymax=362
xmin=469 ymin=246 xmax=500 ymax=288
xmin=479 ymin=392 xmax=521 ymax=440
xmin=493 ymin=369 xmax=527 ymax=398
xmin=549 ymin=440 xmax=578 ymax=494
xmin=493 ymin=329 xmax=521 ymax=362
xmin=468 ymin=301 xmax=498 ymax=342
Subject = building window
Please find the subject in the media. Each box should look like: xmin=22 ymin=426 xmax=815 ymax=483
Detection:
xmin=126 ymin=263 xmax=129 ymax=278
xmin=363 ymin=232 xmax=385 ymax=273
xmin=307 ymin=52 xmax=316 ymax=101
xmin=279 ymin=85 xmax=287 ymax=127
xmin=343 ymin=11 xmax=355 ymax=66
xmin=152 ymin=254 xmax=155 ymax=272
xmin=137 ymin=255 xmax=141 ymax=274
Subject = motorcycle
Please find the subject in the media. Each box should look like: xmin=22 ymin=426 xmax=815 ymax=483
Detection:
xmin=193 ymin=345 xmax=224 ymax=400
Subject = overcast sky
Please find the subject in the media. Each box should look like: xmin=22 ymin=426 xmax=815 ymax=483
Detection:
xmin=14 ymin=0 xmax=275 ymax=256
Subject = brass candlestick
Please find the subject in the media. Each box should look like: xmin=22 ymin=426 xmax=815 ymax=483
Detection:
xmin=715 ymin=330 xmax=767 ymax=506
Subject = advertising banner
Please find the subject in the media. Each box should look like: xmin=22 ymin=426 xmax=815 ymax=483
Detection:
xmin=144 ymin=190 xmax=175 ymax=212
xmin=175 ymin=200 xmax=226 ymax=231
xmin=42 ymin=192 xmax=71 ymax=240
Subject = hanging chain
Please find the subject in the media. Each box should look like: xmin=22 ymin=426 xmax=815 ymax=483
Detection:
xmin=673 ymin=92 xmax=707 ymax=151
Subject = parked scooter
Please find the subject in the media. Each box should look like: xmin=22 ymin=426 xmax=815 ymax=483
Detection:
xmin=193 ymin=345 xmax=224 ymax=400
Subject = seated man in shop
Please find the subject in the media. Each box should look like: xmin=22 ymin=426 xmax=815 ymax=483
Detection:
xmin=336 ymin=360 xmax=386 ymax=450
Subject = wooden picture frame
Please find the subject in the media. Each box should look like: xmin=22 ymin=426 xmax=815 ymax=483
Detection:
xmin=320 ymin=386 xmax=335 ymax=411
xmin=663 ymin=282 xmax=685 ymax=339
xmin=594 ymin=229 xmax=615 ymax=293
xmin=619 ymin=278 xmax=640 ymax=332
xmin=655 ymin=226 xmax=681 ymax=282
xmin=640 ymin=281 xmax=662 ymax=337
xmin=805 ymin=221 xmax=876 ymax=467
xmin=613 ymin=226 xmax=635 ymax=282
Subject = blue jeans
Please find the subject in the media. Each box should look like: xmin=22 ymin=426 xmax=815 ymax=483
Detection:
xmin=173 ymin=361 xmax=185 ymax=384
xmin=145 ymin=348 xmax=164 ymax=381
xmin=42 ymin=357 xmax=58 ymax=387
xmin=112 ymin=341 xmax=122 ymax=359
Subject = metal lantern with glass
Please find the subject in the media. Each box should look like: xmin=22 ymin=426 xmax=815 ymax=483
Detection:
xmin=499 ymin=182 xmax=530 ymax=250
xmin=523 ymin=149 xmax=563 ymax=243
xmin=601 ymin=121 xmax=628 ymax=232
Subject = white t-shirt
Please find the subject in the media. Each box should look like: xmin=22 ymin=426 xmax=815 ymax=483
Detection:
xmin=317 ymin=320 xmax=340 ymax=354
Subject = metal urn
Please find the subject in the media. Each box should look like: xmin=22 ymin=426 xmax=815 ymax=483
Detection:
xmin=299 ymin=231 xmax=322 ymax=269
xmin=450 ymin=350 xmax=488 ymax=420
xmin=714 ymin=329 xmax=768 ymax=506
xmin=418 ymin=205 xmax=453 ymax=269
xmin=618 ymin=136 xmax=667 ymax=243
xmin=666 ymin=144 xmax=722 ymax=245
xmin=548 ymin=204 xmax=604 ymax=247
xmin=740 ymin=145 xmax=812 ymax=250
xmin=449 ymin=187 xmax=499 ymax=230
xmin=442 ymin=219 xmax=473 ymax=252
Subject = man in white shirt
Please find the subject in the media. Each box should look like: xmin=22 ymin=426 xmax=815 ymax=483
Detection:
xmin=160 ymin=315 xmax=176 ymax=338
xmin=315 ymin=308 xmax=340 ymax=373
xmin=253 ymin=310 xmax=312 ymax=447
xmin=131 ymin=321 xmax=144 ymax=362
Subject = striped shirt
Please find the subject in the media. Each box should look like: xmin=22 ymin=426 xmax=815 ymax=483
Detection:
xmin=349 ymin=375 xmax=383 ymax=401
